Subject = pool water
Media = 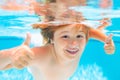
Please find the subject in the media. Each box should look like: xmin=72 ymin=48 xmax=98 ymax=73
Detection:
xmin=0 ymin=0 xmax=120 ymax=80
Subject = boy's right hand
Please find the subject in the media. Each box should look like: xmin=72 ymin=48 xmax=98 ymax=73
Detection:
xmin=10 ymin=33 xmax=34 ymax=69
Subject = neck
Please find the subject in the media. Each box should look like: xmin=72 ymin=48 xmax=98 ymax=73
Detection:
xmin=55 ymin=52 xmax=80 ymax=67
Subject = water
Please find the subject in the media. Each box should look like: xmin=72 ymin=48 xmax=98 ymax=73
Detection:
xmin=0 ymin=0 xmax=120 ymax=80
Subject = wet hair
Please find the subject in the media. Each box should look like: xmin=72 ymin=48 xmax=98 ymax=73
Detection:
xmin=45 ymin=0 xmax=56 ymax=3
xmin=40 ymin=24 xmax=90 ymax=44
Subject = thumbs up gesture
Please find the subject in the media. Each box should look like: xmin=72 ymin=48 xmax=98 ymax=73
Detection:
xmin=10 ymin=33 xmax=34 ymax=69
xmin=104 ymin=34 xmax=115 ymax=54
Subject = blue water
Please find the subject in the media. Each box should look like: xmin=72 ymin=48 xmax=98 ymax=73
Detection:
xmin=0 ymin=0 xmax=120 ymax=80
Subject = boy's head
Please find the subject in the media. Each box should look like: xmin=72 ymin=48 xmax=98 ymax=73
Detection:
xmin=33 ymin=22 xmax=91 ymax=60
xmin=33 ymin=23 xmax=91 ymax=60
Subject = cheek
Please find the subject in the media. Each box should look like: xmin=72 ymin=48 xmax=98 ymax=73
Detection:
xmin=81 ymin=39 xmax=86 ymax=44
xmin=53 ymin=40 xmax=67 ymax=55
xmin=53 ymin=39 xmax=69 ymax=54
xmin=79 ymin=39 xmax=86 ymax=48
xmin=54 ymin=39 xmax=67 ymax=48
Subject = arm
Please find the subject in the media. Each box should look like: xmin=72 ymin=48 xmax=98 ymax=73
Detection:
xmin=0 ymin=49 xmax=14 ymax=70
xmin=89 ymin=28 xmax=115 ymax=54
xmin=89 ymin=28 xmax=107 ymax=42
xmin=89 ymin=17 xmax=111 ymax=42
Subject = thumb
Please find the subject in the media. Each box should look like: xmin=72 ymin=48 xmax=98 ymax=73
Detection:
xmin=105 ymin=34 xmax=113 ymax=44
xmin=23 ymin=32 xmax=31 ymax=46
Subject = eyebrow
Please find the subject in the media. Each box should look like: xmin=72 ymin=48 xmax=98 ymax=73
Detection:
xmin=59 ymin=31 xmax=69 ymax=35
xmin=59 ymin=30 xmax=84 ymax=35
xmin=79 ymin=31 xmax=85 ymax=33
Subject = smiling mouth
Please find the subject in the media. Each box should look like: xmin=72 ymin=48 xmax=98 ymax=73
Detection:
xmin=66 ymin=49 xmax=79 ymax=55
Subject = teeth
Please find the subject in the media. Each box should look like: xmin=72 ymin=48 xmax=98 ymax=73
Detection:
xmin=66 ymin=49 xmax=79 ymax=54
xmin=68 ymin=50 xmax=77 ymax=52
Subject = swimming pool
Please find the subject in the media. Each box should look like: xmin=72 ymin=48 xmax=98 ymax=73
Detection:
xmin=0 ymin=0 xmax=120 ymax=80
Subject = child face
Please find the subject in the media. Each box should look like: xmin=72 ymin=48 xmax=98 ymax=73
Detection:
xmin=52 ymin=24 xmax=87 ymax=61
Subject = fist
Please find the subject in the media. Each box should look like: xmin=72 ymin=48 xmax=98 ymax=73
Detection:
xmin=104 ymin=34 xmax=115 ymax=54
xmin=10 ymin=33 xmax=34 ymax=69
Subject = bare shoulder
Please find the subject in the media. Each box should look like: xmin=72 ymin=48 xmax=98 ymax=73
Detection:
xmin=30 ymin=44 xmax=53 ymax=65
xmin=32 ymin=45 xmax=49 ymax=54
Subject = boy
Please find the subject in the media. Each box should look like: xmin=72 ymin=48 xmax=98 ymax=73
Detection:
xmin=0 ymin=0 xmax=115 ymax=80
xmin=0 ymin=22 xmax=115 ymax=80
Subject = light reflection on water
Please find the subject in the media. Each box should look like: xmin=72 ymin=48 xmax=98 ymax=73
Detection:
xmin=0 ymin=68 xmax=33 ymax=80
xmin=70 ymin=64 xmax=107 ymax=80
xmin=0 ymin=64 xmax=107 ymax=80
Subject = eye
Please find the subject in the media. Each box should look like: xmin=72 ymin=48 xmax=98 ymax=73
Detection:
xmin=76 ymin=35 xmax=84 ymax=38
xmin=61 ymin=35 xmax=69 ymax=39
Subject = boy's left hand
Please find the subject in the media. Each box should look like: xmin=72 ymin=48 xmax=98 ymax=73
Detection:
xmin=104 ymin=34 xmax=115 ymax=54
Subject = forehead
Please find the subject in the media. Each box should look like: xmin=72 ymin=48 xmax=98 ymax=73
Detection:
xmin=55 ymin=24 xmax=87 ymax=33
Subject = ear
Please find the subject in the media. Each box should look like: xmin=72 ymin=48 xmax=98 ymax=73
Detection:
xmin=50 ymin=39 xmax=54 ymax=44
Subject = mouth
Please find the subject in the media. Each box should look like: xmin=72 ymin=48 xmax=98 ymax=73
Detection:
xmin=65 ymin=49 xmax=79 ymax=55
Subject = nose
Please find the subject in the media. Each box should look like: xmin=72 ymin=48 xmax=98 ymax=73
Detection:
xmin=68 ymin=39 xmax=78 ymax=48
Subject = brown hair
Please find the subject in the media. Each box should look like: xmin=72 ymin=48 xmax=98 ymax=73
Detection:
xmin=33 ymin=23 xmax=91 ymax=44
xmin=45 ymin=0 xmax=56 ymax=3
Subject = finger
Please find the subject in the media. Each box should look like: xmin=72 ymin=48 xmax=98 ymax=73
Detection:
xmin=104 ymin=46 xmax=115 ymax=54
xmin=22 ymin=48 xmax=35 ymax=60
xmin=104 ymin=45 xmax=114 ymax=50
xmin=13 ymin=59 xmax=28 ymax=69
xmin=13 ymin=54 xmax=32 ymax=67
xmin=21 ymin=53 xmax=33 ymax=62
xmin=23 ymin=32 xmax=31 ymax=46
xmin=14 ymin=64 xmax=24 ymax=69
xmin=19 ymin=59 xmax=29 ymax=66
xmin=19 ymin=56 xmax=31 ymax=64
xmin=26 ymin=51 xmax=35 ymax=60
xmin=12 ymin=60 xmax=24 ymax=69
xmin=105 ymin=34 xmax=113 ymax=44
